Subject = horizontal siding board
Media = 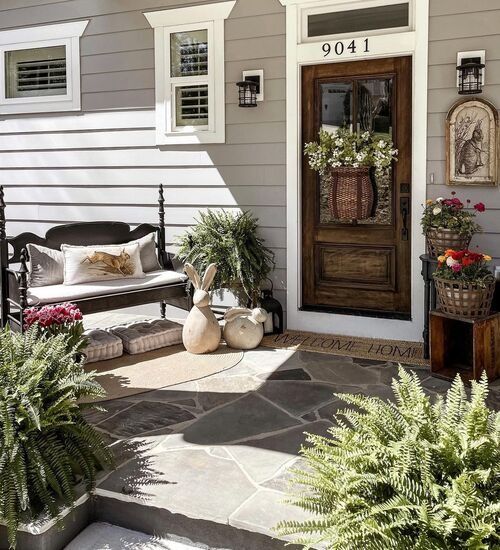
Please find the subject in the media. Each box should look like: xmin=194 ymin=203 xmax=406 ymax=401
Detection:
xmin=226 ymin=12 xmax=285 ymax=40
xmin=0 ymin=144 xmax=285 ymax=167
xmin=226 ymin=57 xmax=285 ymax=82
xmin=6 ymin=204 xmax=286 ymax=227
xmin=81 ymin=29 xmax=153 ymax=56
xmin=81 ymin=50 xmax=154 ymax=75
xmin=0 ymin=110 xmax=155 ymax=134
xmin=0 ymin=123 xmax=285 ymax=150
xmin=0 ymin=165 xmax=286 ymax=186
xmin=429 ymin=35 xmax=500 ymax=66
xmin=429 ymin=11 xmax=500 ymax=41
xmin=82 ymin=70 xmax=155 ymax=93
xmin=227 ymin=101 xmax=286 ymax=124
xmin=428 ymin=86 xmax=500 ymax=113
xmin=429 ymin=61 xmax=500 ymax=90
xmin=430 ymin=0 xmax=500 ymax=16
xmin=5 ymin=185 xmax=285 ymax=207
xmin=428 ymin=184 xmax=500 ymax=209
xmin=82 ymin=89 xmax=154 ymax=110
xmin=225 ymin=35 xmax=285 ymax=62
xmin=225 ymin=78 xmax=285 ymax=103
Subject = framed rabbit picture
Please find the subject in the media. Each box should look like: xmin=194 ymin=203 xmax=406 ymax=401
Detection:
xmin=446 ymin=97 xmax=498 ymax=186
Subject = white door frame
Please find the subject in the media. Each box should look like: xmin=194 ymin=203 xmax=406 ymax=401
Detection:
xmin=279 ymin=0 xmax=429 ymax=342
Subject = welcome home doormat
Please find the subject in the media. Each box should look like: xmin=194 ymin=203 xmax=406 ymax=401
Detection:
xmin=261 ymin=330 xmax=429 ymax=367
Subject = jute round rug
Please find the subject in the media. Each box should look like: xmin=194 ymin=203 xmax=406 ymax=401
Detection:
xmin=84 ymin=344 xmax=244 ymax=403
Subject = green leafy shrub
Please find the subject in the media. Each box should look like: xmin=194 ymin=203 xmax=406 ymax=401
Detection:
xmin=176 ymin=209 xmax=275 ymax=305
xmin=0 ymin=327 xmax=113 ymax=548
xmin=277 ymin=368 xmax=500 ymax=549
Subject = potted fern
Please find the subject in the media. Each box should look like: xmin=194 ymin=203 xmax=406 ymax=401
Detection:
xmin=277 ymin=368 xmax=500 ymax=549
xmin=0 ymin=327 xmax=113 ymax=548
xmin=176 ymin=210 xmax=275 ymax=306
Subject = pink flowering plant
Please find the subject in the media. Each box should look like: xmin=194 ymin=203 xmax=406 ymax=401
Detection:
xmin=24 ymin=302 xmax=87 ymax=354
xmin=421 ymin=192 xmax=485 ymax=238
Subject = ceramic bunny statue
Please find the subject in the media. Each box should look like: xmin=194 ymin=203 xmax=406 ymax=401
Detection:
xmin=223 ymin=307 xmax=268 ymax=350
xmin=182 ymin=263 xmax=221 ymax=354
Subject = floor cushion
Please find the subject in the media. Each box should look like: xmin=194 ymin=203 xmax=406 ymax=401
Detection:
xmin=84 ymin=329 xmax=123 ymax=364
xmin=27 ymin=270 xmax=187 ymax=306
xmin=110 ymin=319 xmax=183 ymax=354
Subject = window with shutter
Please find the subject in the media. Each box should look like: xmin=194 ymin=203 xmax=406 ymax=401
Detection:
xmin=145 ymin=2 xmax=235 ymax=144
xmin=0 ymin=20 xmax=88 ymax=115
xmin=5 ymin=46 xmax=67 ymax=99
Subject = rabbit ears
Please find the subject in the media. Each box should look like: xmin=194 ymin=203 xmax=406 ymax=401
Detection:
xmin=184 ymin=263 xmax=217 ymax=291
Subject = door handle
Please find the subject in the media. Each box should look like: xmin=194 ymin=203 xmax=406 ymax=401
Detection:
xmin=400 ymin=197 xmax=410 ymax=241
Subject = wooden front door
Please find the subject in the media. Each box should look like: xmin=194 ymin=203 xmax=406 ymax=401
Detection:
xmin=302 ymin=56 xmax=412 ymax=318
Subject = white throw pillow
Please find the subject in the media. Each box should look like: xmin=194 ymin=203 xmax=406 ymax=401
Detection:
xmin=62 ymin=243 xmax=145 ymax=285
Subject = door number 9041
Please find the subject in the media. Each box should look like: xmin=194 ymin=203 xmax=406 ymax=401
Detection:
xmin=322 ymin=38 xmax=369 ymax=57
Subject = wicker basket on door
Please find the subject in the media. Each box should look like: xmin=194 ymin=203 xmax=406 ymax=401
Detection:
xmin=434 ymin=277 xmax=495 ymax=319
xmin=328 ymin=166 xmax=375 ymax=221
xmin=426 ymin=228 xmax=471 ymax=258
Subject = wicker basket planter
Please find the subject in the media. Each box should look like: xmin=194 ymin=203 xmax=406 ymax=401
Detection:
xmin=434 ymin=277 xmax=495 ymax=319
xmin=328 ymin=166 xmax=376 ymax=221
xmin=426 ymin=228 xmax=471 ymax=258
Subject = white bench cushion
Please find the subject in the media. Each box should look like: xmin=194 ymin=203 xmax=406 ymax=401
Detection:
xmin=27 ymin=270 xmax=187 ymax=306
xmin=83 ymin=329 xmax=123 ymax=364
xmin=110 ymin=319 xmax=183 ymax=354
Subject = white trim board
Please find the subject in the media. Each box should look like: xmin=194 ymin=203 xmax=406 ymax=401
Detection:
xmin=281 ymin=0 xmax=429 ymax=342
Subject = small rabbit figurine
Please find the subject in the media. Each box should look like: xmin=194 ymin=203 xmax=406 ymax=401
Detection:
xmin=223 ymin=307 xmax=268 ymax=350
xmin=182 ymin=263 xmax=221 ymax=354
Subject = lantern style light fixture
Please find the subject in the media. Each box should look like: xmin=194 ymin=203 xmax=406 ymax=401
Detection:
xmin=260 ymin=280 xmax=283 ymax=335
xmin=457 ymin=51 xmax=485 ymax=95
xmin=237 ymin=80 xmax=258 ymax=107
xmin=237 ymin=69 xmax=264 ymax=108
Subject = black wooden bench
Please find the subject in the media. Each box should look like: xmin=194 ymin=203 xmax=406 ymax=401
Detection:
xmin=0 ymin=185 xmax=192 ymax=331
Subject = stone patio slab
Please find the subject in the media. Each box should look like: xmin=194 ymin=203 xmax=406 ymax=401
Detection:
xmin=258 ymin=381 xmax=336 ymax=416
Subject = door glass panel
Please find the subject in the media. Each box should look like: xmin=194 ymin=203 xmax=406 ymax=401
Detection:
xmin=320 ymin=82 xmax=352 ymax=133
xmin=319 ymin=77 xmax=393 ymax=226
xmin=308 ymin=4 xmax=409 ymax=38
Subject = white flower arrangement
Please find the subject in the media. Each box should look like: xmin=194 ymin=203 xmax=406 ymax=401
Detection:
xmin=304 ymin=128 xmax=398 ymax=176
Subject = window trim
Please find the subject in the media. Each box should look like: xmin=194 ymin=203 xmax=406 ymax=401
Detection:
xmin=144 ymin=1 xmax=235 ymax=145
xmin=0 ymin=20 xmax=88 ymax=115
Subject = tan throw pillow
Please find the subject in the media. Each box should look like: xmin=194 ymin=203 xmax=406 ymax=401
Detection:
xmin=62 ymin=243 xmax=145 ymax=285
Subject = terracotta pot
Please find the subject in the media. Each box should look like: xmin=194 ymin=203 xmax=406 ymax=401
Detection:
xmin=328 ymin=166 xmax=376 ymax=221
xmin=426 ymin=228 xmax=471 ymax=258
xmin=434 ymin=276 xmax=494 ymax=319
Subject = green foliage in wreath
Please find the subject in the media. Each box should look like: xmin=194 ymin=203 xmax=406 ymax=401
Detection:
xmin=0 ymin=327 xmax=113 ymax=548
xmin=277 ymin=368 xmax=500 ymax=549
xmin=176 ymin=210 xmax=275 ymax=305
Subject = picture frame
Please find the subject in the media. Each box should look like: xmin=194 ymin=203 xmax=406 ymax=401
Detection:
xmin=446 ymin=97 xmax=498 ymax=186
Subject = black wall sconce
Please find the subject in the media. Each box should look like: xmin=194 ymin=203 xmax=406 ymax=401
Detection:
xmin=237 ymin=69 xmax=264 ymax=108
xmin=457 ymin=51 xmax=485 ymax=95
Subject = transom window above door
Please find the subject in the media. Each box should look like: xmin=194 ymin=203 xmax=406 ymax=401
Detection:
xmin=301 ymin=0 xmax=412 ymax=43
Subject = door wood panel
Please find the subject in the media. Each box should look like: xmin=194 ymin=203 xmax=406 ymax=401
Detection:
xmin=302 ymin=57 xmax=412 ymax=317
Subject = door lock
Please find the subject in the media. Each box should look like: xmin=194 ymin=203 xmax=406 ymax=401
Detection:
xmin=400 ymin=197 xmax=410 ymax=241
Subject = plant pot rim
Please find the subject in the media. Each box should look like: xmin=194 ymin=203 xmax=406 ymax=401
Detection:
xmin=427 ymin=227 xmax=471 ymax=235
xmin=433 ymin=276 xmax=494 ymax=287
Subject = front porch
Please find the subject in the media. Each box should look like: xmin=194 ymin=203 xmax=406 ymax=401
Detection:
xmin=64 ymin=311 xmax=499 ymax=549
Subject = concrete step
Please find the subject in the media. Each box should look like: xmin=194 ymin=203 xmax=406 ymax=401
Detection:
xmin=65 ymin=523 xmax=210 ymax=549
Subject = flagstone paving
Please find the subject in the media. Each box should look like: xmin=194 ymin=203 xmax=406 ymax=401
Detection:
xmin=84 ymin=332 xmax=500 ymax=549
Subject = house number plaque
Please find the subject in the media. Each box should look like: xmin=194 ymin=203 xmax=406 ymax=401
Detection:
xmin=322 ymin=38 xmax=370 ymax=57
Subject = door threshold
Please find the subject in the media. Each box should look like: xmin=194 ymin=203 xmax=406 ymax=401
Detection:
xmin=300 ymin=304 xmax=412 ymax=321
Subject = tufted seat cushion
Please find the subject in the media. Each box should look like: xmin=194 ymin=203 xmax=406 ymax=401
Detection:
xmin=110 ymin=319 xmax=183 ymax=354
xmin=27 ymin=270 xmax=187 ymax=306
xmin=84 ymin=329 xmax=123 ymax=364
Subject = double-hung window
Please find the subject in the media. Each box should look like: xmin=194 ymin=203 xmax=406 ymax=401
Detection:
xmin=145 ymin=2 xmax=235 ymax=145
xmin=0 ymin=20 xmax=88 ymax=115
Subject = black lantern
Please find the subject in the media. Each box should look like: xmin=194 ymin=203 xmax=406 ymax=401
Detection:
xmin=260 ymin=281 xmax=283 ymax=335
xmin=457 ymin=58 xmax=485 ymax=95
xmin=237 ymin=80 xmax=258 ymax=108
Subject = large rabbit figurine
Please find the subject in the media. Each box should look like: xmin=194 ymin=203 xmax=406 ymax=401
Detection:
xmin=223 ymin=307 xmax=267 ymax=350
xmin=182 ymin=263 xmax=221 ymax=354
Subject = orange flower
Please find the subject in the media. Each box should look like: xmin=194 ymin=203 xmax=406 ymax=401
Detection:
xmin=483 ymin=254 xmax=492 ymax=261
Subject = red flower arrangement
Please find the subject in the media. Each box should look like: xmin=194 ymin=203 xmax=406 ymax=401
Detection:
xmin=24 ymin=302 xmax=83 ymax=329
xmin=24 ymin=303 xmax=87 ymax=354
xmin=435 ymin=249 xmax=493 ymax=285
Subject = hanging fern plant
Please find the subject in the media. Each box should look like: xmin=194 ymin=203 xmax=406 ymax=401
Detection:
xmin=277 ymin=368 xmax=500 ymax=549
xmin=176 ymin=210 xmax=275 ymax=305
xmin=0 ymin=327 xmax=113 ymax=548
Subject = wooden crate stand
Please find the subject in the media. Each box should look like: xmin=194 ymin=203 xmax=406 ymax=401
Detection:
xmin=430 ymin=310 xmax=500 ymax=382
